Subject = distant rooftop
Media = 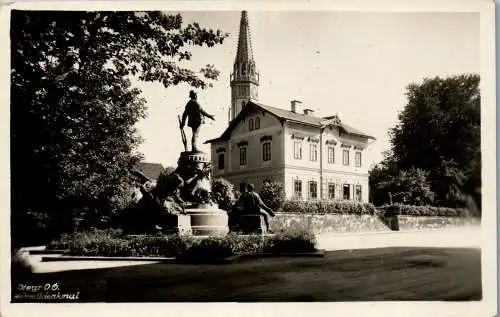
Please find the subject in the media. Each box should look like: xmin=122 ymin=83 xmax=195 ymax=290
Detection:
xmin=135 ymin=162 xmax=164 ymax=181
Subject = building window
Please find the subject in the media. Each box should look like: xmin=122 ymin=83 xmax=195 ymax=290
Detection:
xmin=355 ymin=151 xmax=362 ymax=167
xmin=309 ymin=181 xmax=318 ymax=200
xmin=328 ymin=183 xmax=335 ymax=199
xmin=262 ymin=142 xmax=271 ymax=161
xmin=343 ymin=149 xmax=350 ymax=166
xmin=355 ymin=185 xmax=362 ymax=202
xmin=239 ymin=147 xmax=247 ymax=166
xmin=249 ymin=118 xmax=254 ymax=131
xmin=255 ymin=117 xmax=260 ymax=129
xmin=343 ymin=184 xmax=350 ymax=200
xmin=310 ymin=144 xmax=318 ymax=161
xmin=294 ymin=141 xmax=302 ymax=159
xmin=293 ymin=180 xmax=302 ymax=199
xmin=328 ymin=146 xmax=335 ymax=164
xmin=218 ymin=153 xmax=224 ymax=170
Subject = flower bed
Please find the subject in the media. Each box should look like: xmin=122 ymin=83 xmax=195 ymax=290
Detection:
xmin=47 ymin=228 xmax=317 ymax=261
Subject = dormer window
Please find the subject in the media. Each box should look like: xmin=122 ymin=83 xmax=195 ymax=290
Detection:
xmin=249 ymin=118 xmax=254 ymax=131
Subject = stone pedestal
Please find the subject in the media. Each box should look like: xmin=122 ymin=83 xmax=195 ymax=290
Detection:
xmin=161 ymin=214 xmax=192 ymax=235
xmin=238 ymin=214 xmax=267 ymax=234
xmin=177 ymin=151 xmax=229 ymax=236
xmin=186 ymin=206 xmax=229 ymax=236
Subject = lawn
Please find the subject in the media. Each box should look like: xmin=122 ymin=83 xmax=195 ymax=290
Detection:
xmin=12 ymin=247 xmax=481 ymax=302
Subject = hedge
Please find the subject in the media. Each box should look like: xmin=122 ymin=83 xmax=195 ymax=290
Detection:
xmin=47 ymin=228 xmax=317 ymax=260
xmin=378 ymin=204 xmax=471 ymax=217
xmin=278 ymin=200 xmax=470 ymax=218
xmin=280 ymin=200 xmax=377 ymax=215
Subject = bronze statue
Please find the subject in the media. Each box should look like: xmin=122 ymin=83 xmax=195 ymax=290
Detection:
xmin=180 ymin=90 xmax=215 ymax=152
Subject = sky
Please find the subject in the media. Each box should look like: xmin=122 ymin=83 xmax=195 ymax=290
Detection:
xmin=134 ymin=11 xmax=479 ymax=168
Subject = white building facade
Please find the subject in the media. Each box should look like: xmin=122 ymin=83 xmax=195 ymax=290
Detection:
xmin=206 ymin=11 xmax=375 ymax=202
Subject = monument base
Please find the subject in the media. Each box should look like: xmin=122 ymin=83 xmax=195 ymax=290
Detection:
xmin=161 ymin=214 xmax=192 ymax=235
xmin=238 ymin=214 xmax=267 ymax=235
xmin=185 ymin=207 xmax=229 ymax=236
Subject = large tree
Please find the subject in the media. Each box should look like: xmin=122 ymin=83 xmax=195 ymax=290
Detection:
xmin=11 ymin=11 xmax=228 ymax=245
xmin=370 ymin=74 xmax=480 ymax=212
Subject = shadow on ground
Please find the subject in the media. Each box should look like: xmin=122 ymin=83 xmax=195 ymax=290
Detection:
xmin=12 ymin=247 xmax=481 ymax=302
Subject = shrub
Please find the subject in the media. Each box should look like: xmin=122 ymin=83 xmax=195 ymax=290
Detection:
xmin=47 ymin=228 xmax=124 ymax=251
xmin=263 ymin=228 xmax=316 ymax=253
xmin=260 ymin=181 xmax=286 ymax=211
xmin=211 ymin=177 xmax=236 ymax=211
xmin=47 ymin=228 xmax=318 ymax=260
xmin=11 ymin=210 xmax=53 ymax=248
xmin=225 ymin=233 xmax=265 ymax=254
xmin=379 ymin=204 xmax=470 ymax=217
xmin=280 ymin=200 xmax=378 ymax=215
xmin=183 ymin=236 xmax=233 ymax=262
xmin=128 ymin=235 xmax=193 ymax=258
xmin=11 ymin=249 xmax=33 ymax=279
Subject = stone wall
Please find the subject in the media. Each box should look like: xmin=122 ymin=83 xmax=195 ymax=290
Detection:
xmin=271 ymin=213 xmax=481 ymax=234
xmin=396 ymin=216 xmax=480 ymax=230
xmin=270 ymin=213 xmax=391 ymax=234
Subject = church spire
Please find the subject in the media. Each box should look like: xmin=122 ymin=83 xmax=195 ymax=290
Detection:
xmin=235 ymin=11 xmax=254 ymax=66
xmin=230 ymin=10 xmax=259 ymax=121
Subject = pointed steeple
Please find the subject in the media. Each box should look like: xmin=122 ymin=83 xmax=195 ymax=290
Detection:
xmin=235 ymin=11 xmax=254 ymax=65
xmin=230 ymin=11 xmax=259 ymax=121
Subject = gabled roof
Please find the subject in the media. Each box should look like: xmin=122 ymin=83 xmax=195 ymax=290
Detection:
xmin=204 ymin=101 xmax=375 ymax=143
xmin=134 ymin=162 xmax=164 ymax=182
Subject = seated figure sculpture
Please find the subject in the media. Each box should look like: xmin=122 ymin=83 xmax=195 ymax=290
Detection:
xmin=232 ymin=183 xmax=275 ymax=233
xmin=228 ymin=183 xmax=247 ymax=232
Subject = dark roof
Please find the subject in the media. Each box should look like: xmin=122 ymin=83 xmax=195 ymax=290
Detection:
xmin=135 ymin=162 xmax=164 ymax=181
xmin=205 ymin=101 xmax=375 ymax=143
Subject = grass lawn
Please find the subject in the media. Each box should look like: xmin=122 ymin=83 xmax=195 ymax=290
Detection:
xmin=12 ymin=247 xmax=481 ymax=302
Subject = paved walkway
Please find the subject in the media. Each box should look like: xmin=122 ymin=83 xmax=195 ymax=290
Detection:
xmin=317 ymin=226 xmax=481 ymax=251
xmin=21 ymin=226 xmax=481 ymax=274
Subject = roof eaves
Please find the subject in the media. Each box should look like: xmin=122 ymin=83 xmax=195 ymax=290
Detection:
xmin=284 ymin=118 xmax=321 ymax=128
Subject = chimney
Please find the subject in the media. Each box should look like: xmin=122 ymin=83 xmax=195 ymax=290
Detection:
xmin=303 ymin=108 xmax=314 ymax=116
xmin=290 ymin=100 xmax=302 ymax=113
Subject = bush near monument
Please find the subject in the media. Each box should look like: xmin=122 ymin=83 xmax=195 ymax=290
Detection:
xmin=259 ymin=181 xmax=286 ymax=211
xmin=211 ymin=178 xmax=236 ymax=211
xmin=47 ymin=228 xmax=317 ymax=259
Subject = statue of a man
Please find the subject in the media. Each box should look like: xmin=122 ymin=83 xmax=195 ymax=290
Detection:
xmin=180 ymin=90 xmax=215 ymax=152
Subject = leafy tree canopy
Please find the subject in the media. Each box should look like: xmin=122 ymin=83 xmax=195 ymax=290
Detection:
xmin=370 ymin=74 xmax=480 ymax=212
xmin=11 ymin=10 xmax=228 ymax=244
